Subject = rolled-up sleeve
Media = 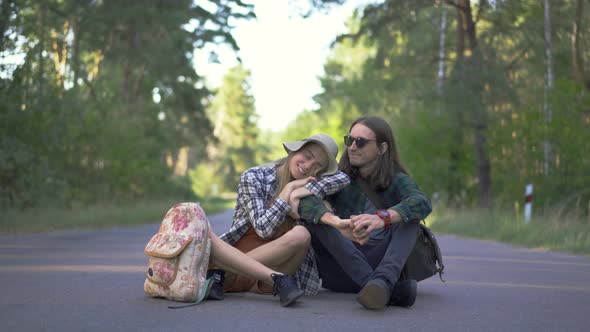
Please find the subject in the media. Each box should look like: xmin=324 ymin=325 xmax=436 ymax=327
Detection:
xmin=298 ymin=195 xmax=331 ymax=225
xmin=389 ymin=173 xmax=432 ymax=223
xmin=304 ymin=171 xmax=350 ymax=199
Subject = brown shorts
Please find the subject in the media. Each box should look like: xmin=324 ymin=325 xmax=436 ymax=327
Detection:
xmin=222 ymin=227 xmax=274 ymax=294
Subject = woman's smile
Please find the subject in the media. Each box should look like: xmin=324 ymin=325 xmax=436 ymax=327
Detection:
xmin=297 ymin=164 xmax=305 ymax=176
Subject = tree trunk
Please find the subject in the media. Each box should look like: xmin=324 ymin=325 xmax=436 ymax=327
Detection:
xmin=0 ymin=0 xmax=12 ymax=53
xmin=50 ymin=20 xmax=69 ymax=93
xmin=37 ymin=3 xmax=46 ymax=101
xmin=445 ymin=3 xmax=466 ymax=207
xmin=456 ymin=2 xmax=465 ymax=59
xmin=571 ymin=0 xmax=589 ymax=90
xmin=437 ymin=3 xmax=447 ymax=100
xmin=459 ymin=0 xmax=491 ymax=209
xmin=435 ymin=3 xmax=448 ymax=203
xmin=72 ymin=18 xmax=80 ymax=89
xmin=543 ymin=0 xmax=554 ymax=175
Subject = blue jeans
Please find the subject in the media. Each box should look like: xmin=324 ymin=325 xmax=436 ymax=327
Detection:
xmin=306 ymin=221 xmax=419 ymax=293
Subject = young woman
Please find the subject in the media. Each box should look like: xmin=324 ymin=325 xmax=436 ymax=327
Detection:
xmin=206 ymin=134 xmax=350 ymax=305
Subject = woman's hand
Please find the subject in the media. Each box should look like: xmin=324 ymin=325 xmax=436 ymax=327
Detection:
xmin=278 ymin=176 xmax=316 ymax=202
xmin=288 ymin=176 xmax=316 ymax=191
xmin=291 ymin=187 xmax=313 ymax=201
xmin=288 ymin=187 xmax=314 ymax=219
xmin=288 ymin=196 xmax=301 ymax=220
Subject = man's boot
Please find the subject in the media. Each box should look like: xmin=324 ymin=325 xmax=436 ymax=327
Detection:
xmin=389 ymin=279 xmax=417 ymax=307
xmin=356 ymin=278 xmax=391 ymax=310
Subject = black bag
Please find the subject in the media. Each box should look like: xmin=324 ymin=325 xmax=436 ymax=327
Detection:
xmin=357 ymin=179 xmax=445 ymax=282
xmin=402 ymin=223 xmax=445 ymax=282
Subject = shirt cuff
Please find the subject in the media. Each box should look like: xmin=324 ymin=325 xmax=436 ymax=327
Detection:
xmin=313 ymin=207 xmax=332 ymax=224
xmin=304 ymin=181 xmax=323 ymax=198
xmin=391 ymin=205 xmax=410 ymax=223
xmin=274 ymin=197 xmax=291 ymax=214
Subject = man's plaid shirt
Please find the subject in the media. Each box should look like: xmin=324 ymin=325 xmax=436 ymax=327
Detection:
xmin=219 ymin=164 xmax=350 ymax=295
xmin=299 ymin=171 xmax=432 ymax=225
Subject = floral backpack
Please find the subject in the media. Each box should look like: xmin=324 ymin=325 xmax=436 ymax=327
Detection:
xmin=143 ymin=202 xmax=213 ymax=307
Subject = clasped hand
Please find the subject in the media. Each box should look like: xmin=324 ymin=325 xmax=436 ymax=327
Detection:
xmin=336 ymin=214 xmax=385 ymax=245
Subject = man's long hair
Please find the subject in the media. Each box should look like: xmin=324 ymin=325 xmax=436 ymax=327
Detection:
xmin=340 ymin=116 xmax=408 ymax=190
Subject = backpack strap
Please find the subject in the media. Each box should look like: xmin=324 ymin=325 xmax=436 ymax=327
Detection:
xmin=167 ymin=276 xmax=215 ymax=309
xmin=356 ymin=177 xmax=385 ymax=209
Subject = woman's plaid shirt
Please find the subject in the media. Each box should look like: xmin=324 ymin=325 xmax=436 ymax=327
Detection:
xmin=219 ymin=165 xmax=350 ymax=295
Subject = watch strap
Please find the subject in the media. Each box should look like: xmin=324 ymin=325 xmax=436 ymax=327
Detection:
xmin=377 ymin=210 xmax=392 ymax=229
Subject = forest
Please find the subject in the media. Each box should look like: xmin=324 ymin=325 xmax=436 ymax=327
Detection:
xmin=1 ymin=0 xmax=589 ymax=244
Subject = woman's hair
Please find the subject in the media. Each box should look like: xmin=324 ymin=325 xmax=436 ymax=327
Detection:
xmin=267 ymin=142 xmax=329 ymax=236
xmin=272 ymin=142 xmax=329 ymax=199
xmin=339 ymin=115 xmax=408 ymax=190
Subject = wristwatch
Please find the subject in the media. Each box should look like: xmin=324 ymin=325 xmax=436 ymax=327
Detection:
xmin=376 ymin=209 xmax=392 ymax=229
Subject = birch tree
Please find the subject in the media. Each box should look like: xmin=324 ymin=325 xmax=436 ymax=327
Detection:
xmin=543 ymin=0 xmax=554 ymax=175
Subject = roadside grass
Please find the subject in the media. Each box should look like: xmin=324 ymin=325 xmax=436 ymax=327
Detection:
xmin=4 ymin=196 xmax=589 ymax=257
xmin=0 ymin=196 xmax=236 ymax=234
xmin=428 ymin=205 xmax=590 ymax=256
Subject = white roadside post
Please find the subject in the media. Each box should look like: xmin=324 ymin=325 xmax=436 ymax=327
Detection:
xmin=524 ymin=184 xmax=533 ymax=223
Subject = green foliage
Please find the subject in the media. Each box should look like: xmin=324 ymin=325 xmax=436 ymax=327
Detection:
xmin=189 ymin=163 xmax=223 ymax=198
xmin=189 ymin=65 xmax=259 ymax=195
xmin=304 ymin=0 xmax=590 ymax=213
xmin=0 ymin=0 xmax=254 ymax=208
xmin=3 ymin=0 xmax=590 ymax=239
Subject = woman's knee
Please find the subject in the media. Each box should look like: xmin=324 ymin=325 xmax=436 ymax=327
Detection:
xmin=283 ymin=225 xmax=311 ymax=249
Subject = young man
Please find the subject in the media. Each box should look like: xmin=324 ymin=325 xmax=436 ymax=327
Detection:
xmin=297 ymin=116 xmax=432 ymax=310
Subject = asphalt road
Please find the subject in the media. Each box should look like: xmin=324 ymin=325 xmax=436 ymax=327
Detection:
xmin=1 ymin=209 xmax=589 ymax=331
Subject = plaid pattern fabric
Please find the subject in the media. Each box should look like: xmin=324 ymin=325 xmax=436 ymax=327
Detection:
xmin=299 ymin=171 xmax=432 ymax=224
xmin=219 ymin=165 xmax=350 ymax=295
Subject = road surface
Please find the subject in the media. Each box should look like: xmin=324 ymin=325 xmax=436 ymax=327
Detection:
xmin=1 ymin=209 xmax=589 ymax=331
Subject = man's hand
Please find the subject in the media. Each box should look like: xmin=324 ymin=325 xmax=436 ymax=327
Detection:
xmin=350 ymin=214 xmax=385 ymax=239
xmin=321 ymin=214 xmax=369 ymax=245
xmin=337 ymin=221 xmax=369 ymax=245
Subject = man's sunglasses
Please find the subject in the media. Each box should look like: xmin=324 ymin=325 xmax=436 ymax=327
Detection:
xmin=343 ymin=135 xmax=377 ymax=149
